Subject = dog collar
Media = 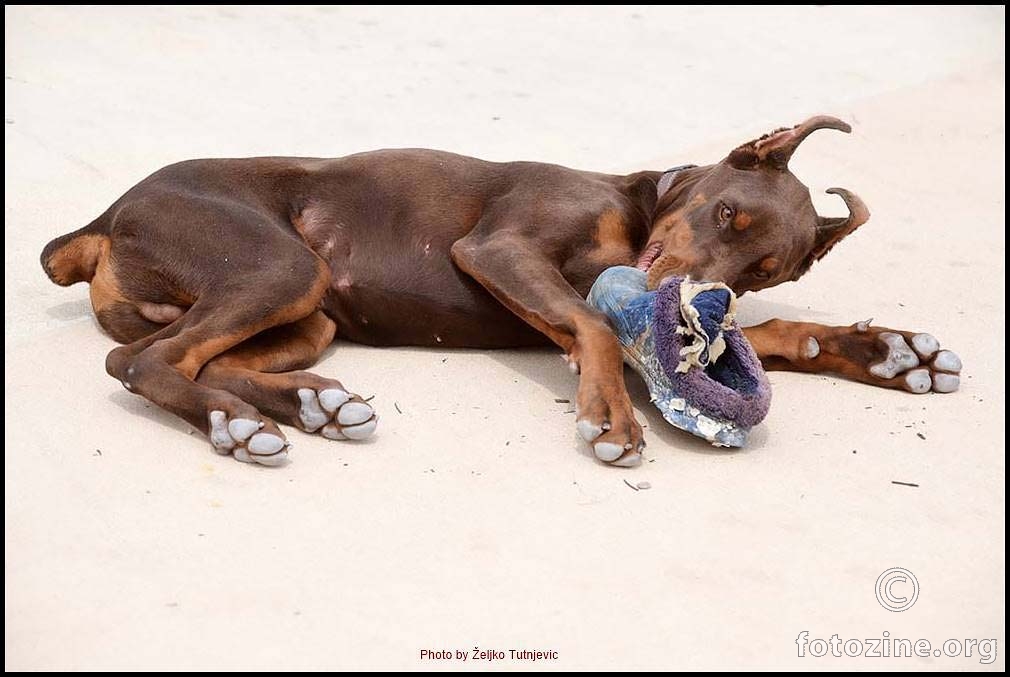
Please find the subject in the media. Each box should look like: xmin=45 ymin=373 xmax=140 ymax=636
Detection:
xmin=656 ymin=164 xmax=698 ymax=200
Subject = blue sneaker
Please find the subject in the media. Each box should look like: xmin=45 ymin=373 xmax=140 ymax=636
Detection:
xmin=588 ymin=266 xmax=771 ymax=447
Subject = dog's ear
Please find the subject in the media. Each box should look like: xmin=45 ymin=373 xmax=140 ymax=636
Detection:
xmin=727 ymin=116 xmax=852 ymax=170
xmin=792 ymin=188 xmax=870 ymax=279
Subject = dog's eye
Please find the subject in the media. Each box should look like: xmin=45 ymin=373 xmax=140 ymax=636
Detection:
xmin=753 ymin=270 xmax=771 ymax=280
xmin=718 ymin=204 xmax=735 ymax=224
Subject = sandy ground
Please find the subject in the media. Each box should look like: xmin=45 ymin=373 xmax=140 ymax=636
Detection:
xmin=4 ymin=6 xmax=1005 ymax=671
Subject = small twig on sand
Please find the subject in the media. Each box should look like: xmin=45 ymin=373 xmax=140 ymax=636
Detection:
xmin=623 ymin=479 xmax=639 ymax=492
xmin=394 ymin=401 xmax=403 ymax=414
xmin=891 ymin=480 xmax=919 ymax=488
xmin=554 ymin=398 xmax=570 ymax=403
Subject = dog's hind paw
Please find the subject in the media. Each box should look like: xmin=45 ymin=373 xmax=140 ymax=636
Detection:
xmin=208 ymin=410 xmax=290 ymax=466
xmin=297 ymin=387 xmax=378 ymax=440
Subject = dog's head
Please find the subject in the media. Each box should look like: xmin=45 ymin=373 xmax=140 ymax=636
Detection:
xmin=640 ymin=116 xmax=869 ymax=293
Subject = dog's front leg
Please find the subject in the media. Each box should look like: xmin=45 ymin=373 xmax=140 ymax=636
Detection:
xmin=744 ymin=319 xmax=962 ymax=393
xmin=452 ymin=236 xmax=644 ymax=466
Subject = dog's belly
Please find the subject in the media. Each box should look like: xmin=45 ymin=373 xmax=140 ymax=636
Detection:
xmin=320 ymin=252 xmax=548 ymax=349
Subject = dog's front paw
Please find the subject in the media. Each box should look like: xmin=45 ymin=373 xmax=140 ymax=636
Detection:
xmin=208 ymin=410 xmax=290 ymax=466
xmin=575 ymin=380 xmax=645 ymax=467
xmin=804 ymin=323 xmax=962 ymax=394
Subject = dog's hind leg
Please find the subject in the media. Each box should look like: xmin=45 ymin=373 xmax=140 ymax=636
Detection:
xmin=101 ymin=202 xmax=333 ymax=465
xmin=196 ymin=311 xmax=378 ymax=441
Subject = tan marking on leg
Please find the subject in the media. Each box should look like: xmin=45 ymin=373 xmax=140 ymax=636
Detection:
xmin=88 ymin=238 xmax=125 ymax=313
xmin=211 ymin=312 xmax=337 ymax=372
xmin=46 ymin=233 xmax=108 ymax=285
xmin=175 ymin=258 xmax=330 ymax=378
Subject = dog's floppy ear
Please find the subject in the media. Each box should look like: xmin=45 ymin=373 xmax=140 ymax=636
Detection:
xmin=727 ymin=116 xmax=852 ymax=170
xmin=792 ymin=187 xmax=870 ymax=279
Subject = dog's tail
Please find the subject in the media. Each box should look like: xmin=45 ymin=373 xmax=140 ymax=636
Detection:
xmin=40 ymin=214 xmax=111 ymax=286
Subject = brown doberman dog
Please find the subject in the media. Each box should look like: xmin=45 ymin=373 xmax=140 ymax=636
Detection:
xmin=41 ymin=115 xmax=961 ymax=467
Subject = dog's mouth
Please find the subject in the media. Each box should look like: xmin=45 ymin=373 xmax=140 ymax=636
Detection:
xmin=635 ymin=241 xmax=664 ymax=271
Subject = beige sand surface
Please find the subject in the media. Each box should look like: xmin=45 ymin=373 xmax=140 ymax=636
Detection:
xmin=5 ymin=6 xmax=1005 ymax=671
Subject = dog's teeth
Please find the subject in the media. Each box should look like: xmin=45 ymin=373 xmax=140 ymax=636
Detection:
xmin=337 ymin=402 xmax=374 ymax=426
xmin=911 ymin=333 xmax=939 ymax=359
xmin=208 ymin=410 xmax=234 ymax=452
xmin=593 ymin=442 xmax=625 ymax=462
xmin=228 ymin=418 xmax=260 ymax=442
xmin=341 ymin=418 xmax=378 ymax=440
xmin=869 ymin=332 xmax=920 ymax=378
xmin=803 ymin=336 xmax=820 ymax=359
xmin=318 ymin=388 xmax=350 ymax=413
xmin=932 ymin=350 xmax=962 ymax=373
xmin=903 ymin=368 xmax=932 ymax=394
xmin=932 ymin=373 xmax=960 ymax=393
xmin=576 ymin=419 xmax=604 ymax=442
xmin=297 ymin=388 xmax=329 ymax=432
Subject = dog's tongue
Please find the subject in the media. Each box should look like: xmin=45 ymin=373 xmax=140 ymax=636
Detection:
xmin=635 ymin=242 xmax=663 ymax=271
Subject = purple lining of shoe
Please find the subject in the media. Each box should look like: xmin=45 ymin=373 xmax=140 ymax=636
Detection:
xmin=652 ymin=277 xmax=772 ymax=428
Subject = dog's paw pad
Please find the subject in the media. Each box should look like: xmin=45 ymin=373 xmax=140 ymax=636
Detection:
xmin=297 ymin=388 xmax=330 ymax=432
xmin=610 ymin=450 xmax=642 ymax=467
xmin=869 ymin=332 xmax=920 ymax=379
xmin=593 ymin=441 xmax=626 ymax=462
xmin=903 ymin=368 xmax=932 ymax=394
xmin=932 ymin=349 xmax=962 ymax=373
xmin=932 ymin=372 xmax=960 ymax=393
xmin=209 ymin=410 xmax=289 ymax=466
xmin=911 ymin=333 xmax=940 ymax=359
xmin=341 ymin=417 xmax=379 ymax=440
xmin=337 ymin=401 xmax=374 ymax=426
xmin=319 ymin=388 xmax=351 ymax=412
xmin=577 ymin=419 xmax=604 ymax=442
